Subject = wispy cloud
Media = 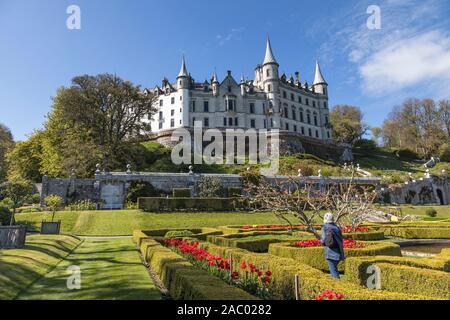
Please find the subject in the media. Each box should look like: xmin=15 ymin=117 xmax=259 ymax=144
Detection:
xmin=216 ymin=27 xmax=245 ymax=46
xmin=314 ymin=0 xmax=450 ymax=98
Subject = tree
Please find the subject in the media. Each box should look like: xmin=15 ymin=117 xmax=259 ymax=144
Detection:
xmin=42 ymin=74 xmax=156 ymax=177
xmin=439 ymin=100 xmax=450 ymax=140
xmin=6 ymin=131 xmax=44 ymax=182
xmin=371 ymin=127 xmax=382 ymax=146
xmin=44 ymin=195 xmax=63 ymax=222
xmin=0 ymin=124 xmax=14 ymax=183
xmin=244 ymin=170 xmax=379 ymax=239
xmin=330 ymin=105 xmax=369 ymax=144
xmin=381 ymin=98 xmax=447 ymax=158
xmin=0 ymin=177 xmax=33 ymax=225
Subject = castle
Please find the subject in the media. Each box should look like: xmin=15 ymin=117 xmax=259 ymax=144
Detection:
xmin=145 ymin=38 xmax=332 ymax=142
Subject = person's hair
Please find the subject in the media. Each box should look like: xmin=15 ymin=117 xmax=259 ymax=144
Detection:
xmin=323 ymin=212 xmax=335 ymax=224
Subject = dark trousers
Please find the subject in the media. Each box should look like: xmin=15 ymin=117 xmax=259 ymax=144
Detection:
xmin=327 ymin=259 xmax=340 ymax=279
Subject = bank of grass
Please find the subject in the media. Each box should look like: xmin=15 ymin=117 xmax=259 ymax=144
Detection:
xmin=16 ymin=210 xmax=292 ymax=236
xmin=0 ymin=235 xmax=81 ymax=300
xmin=17 ymin=238 xmax=161 ymax=300
xmin=377 ymin=205 xmax=450 ymax=219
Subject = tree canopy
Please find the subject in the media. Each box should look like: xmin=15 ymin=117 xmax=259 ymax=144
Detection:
xmin=330 ymin=105 xmax=369 ymax=145
xmin=0 ymin=123 xmax=14 ymax=183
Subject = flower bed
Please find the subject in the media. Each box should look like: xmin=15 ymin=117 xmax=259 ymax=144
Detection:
xmin=341 ymin=227 xmax=370 ymax=233
xmin=269 ymin=241 xmax=402 ymax=272
xmin=241 ymin=224 xmax=306 ymax=231
xmin=292 ymin=239 xmax=365 ymax=249
xmin=316 ymin=290 xmax=344 ymax=300
xmin=165 ymin=239 xmax=273 ymax=299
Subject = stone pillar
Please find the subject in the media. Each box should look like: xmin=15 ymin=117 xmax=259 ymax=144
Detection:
xmin=40 ymin=173 xmax=49 ymax=207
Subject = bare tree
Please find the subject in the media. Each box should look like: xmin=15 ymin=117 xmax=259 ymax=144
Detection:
xmin=244 ymin=169 xmax=380 ymax=239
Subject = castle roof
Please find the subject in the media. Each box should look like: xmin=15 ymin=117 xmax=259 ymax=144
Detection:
xmin=263 ymin=37 xmax=278 ymax=65
xmin=313 ymin=61 xmax=327 ymax=85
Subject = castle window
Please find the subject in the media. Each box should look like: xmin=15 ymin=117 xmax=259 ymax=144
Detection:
xmin=324 ymin=101 xmax=328 ymax=109
xmin=306 ymin=98 xmax=309 ymax=106
xmin=316 ymin=130 xmax=319 ymax=138
xmin=284 ymin=107 xmax=288 ymax=118
xmin=228 ymin=86 xmax=232 ymax=93
xmin=235 ymin=118 xmax=239 ymax=126
xmin=180 ymin=108 xmax=182 ymax=113
xmin=228 ymin=118 xmax=233 ymax=126
xmin=298 ymin=96 xmax=302 ymax=104
xmin=313 ymin=101 xmax=316 ymax=108
xmin=191 ymin=100 xmax=196 ymax=112
xmin=266 ymin=69 xmax=270 ymax=77
xmin=283 ymin=91 xmax=287 ymax=99
xmin=285 ymin=123 xmax=289 ymax=130
xmin=267 ymin=84 xmax=272 ymax=91
xmin=270 ymin=118 xmax=274 ymax=128
xmin=294 ymin=125 xmax=297 ymax=132
xmin=171 ymin=110 xmax=175 ymax=117
xmin=226 ymin=99 xmax=236 ymax=111
xmin=314 ymin=113 xmax=318 ymax=126
xmin=291 ymin=93 xmax=295 ymax=101
xmin=300 ymin=109 xmax=304 ymax=122
xmin=251 ymin=119 xmax=256 ymax=128
xmin=159 ymin=111 xmax=163 ymax=120
xmin=250 ymin=103 xmax=255 ymax=114
xmin=301 ymin=127 xmax=305 ymax=135
xmin=159 ymin=122 xmax=163 ymax=130
xmin=307 ymin=111 xmax=311 ymax=124
xmin=327 ymin=131 xmax=330 ymax=139
xmin=192 ymin=117 xmax=196 ymax=126
xmin=159 ymin=100 xmax=163 ymax=106
xmin=223 ymin=118 xmax=227 ymax=126
xmin=204 ymin=118 xmax=209 ymax=127
xmin=308 ymin=128 xmax=312 ymax=137
xmin=204 ymin=101 xmax=209 ymax=112
xmin=264 ymin=119 xmax=267 ymax=129
xmin=292 ymin=107 xmax=297 ymax=121
xmin=325 ymin=116 xmax=329 ymax=124
xmin=180 ymin=96 xmax=183 ymax=101
xmin=170 ymin=119 xmax=175 ymax=128
xmin=171 ymin=97 xmax=175 ymax=104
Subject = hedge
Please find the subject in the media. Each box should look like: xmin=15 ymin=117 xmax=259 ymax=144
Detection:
xmin=382 ymin=227 xmax=450 ymax=239
xmin=133 ymin=228 xmax=222 ymax=247
xmin=173 ymin=188 xmax=191 ymax=198
xmin=199 ymin=241 xmax=429 ymax=300
xmin=139 ymin=239 xmax=257 ymax=300
xmin=346 ymin=254 xmax=450 ymax=288
xmin=217 ymin=225 xmax=308 ymax=235
xmin=343 ymin=231 xmax=385 ymax=241
xmin=207 ymin=231 xmax=308 ymax=253
xmin=268 ymin=241 xmax=402 ymax=272
xmin=367 ymin=263 xmax=450 ymax=299
xmin=138 ymin=197 xmax=243 ymax=212
xmin=227 ymin=187 xmax=243 ymax=197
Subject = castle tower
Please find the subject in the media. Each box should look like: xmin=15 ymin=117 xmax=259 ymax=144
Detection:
xmin=177 ymin=56 xmax=190 ymax=127
xmin=240 ymin=75 xmax=246 ymax=96
xmin=262 ymin=37 xmax=280 ymax=129
xmin=211 ymin=71 xmax=219 ymax=96
xmin=312 ymin=61 xmax=328 ymax=96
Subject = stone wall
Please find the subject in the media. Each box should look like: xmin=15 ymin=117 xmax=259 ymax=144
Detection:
xmin=387 ymin=176 xmax=450 ymax=205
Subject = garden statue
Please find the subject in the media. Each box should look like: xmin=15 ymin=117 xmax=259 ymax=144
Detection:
xmin=318 ymin=169 xmax=322 ymax=177
xmin=126 ymin=164 xmax=132 ymax=174
xmin=95 ymin=163 xmax=101 ymax=174
xmin=189 ymin=165 xmax=194 ymax=175
xmin=297 ymin=169 xmax=303 ymax=177
xmin=425 ymin=170 xmax=431 ymax=179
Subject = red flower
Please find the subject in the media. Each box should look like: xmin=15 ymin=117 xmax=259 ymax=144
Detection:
xmin=257 ymin=271 xmax=263 ymax=277
xmin=336 ymin=293 xmax=344 ymax=300
xmin=240 ymin=261 xmax=247 ymax=270
xmin=262 ymin=276 xmax=271 ymax=283
xmin=266 ymin=271 xmax=272 ymax=277
xmin=231 ymin=272 xmax=239 ymax=280
xmin=316 ymin=295 xmax=323 ymax=300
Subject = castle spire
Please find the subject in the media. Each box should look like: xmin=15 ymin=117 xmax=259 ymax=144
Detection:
xmin=212 ymin=70 xmax=219 ymax=83
xmin=177 ymin=55 xmax=189 ymax=78
xmin=313 ymin=60 xmax=327 ymax=85
xmin=263 ymin=36 xmax=278 ymax=65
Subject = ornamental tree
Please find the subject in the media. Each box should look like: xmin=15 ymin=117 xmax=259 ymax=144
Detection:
xmin=0 ymin=177 xmax=34 ymax=225
xmin=44 ymin=195 xmax=64 ymax=222
xmin=244 ymin=169 xmax=380 ymax=239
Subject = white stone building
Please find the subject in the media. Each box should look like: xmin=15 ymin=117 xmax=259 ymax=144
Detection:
xmin=146 ymin=38 xmax=332 ymax=141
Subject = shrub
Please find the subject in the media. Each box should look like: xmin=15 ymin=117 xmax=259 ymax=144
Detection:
xmin=16 ymin=206 xmax=42 ymax=213
xmin=44 ymin=195 xmax=63 ymax=222
xmin=426 ymin=208 xmax=438 ymax=218
xmin=138 ymin=197 xmax=242 ymax=212
xmin=439 ymin=143 xmax=450 ymax=162
xmin=172 ymin=188 xmax=191 ymax=198
xmin=139 ymin=239 xmax=257 ymax=300
xmin=353 ymin=139 xmax=377 ymax=155
xmin=0 ymin=206 xmax=12 ymax=226
xmin=381 ymin=227 xmax=450 ymax=239
xmin=268 ymin=241 xmax=401 ymax=272
xmin=66 ymin=200 xmax=97 ymax=211
xmin=227 ymin=187 xmax=242 ymax=198
xmin=164 ymin=230 xmax=195 ymax=239
xmin=126 ymin=181 xmax=166 ymax=203
xmin=394 ymin=148 xmax=419 ymax=160
xmin=196 ymin=176 xmax=224 ymax=198
xmin=295 ymin=163 xmax=314 ymax=177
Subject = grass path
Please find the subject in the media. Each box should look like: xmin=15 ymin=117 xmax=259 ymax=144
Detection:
xmin=17 ymin=238 xmax=161 ymax=300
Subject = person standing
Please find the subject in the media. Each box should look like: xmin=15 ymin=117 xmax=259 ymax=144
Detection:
xmin=321 ymin=213 xmax=345 ymax=279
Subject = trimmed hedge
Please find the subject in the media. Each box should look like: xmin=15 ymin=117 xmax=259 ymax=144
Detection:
xmin=343 ymin=231 xmax=385 ymax=241
xmin=227 ymin=187 xmax=243 ymax=197
xmin=138 ymin=197 xmax=242 ymax=212
xmin=268 ymin=241 xmax=402 ymax=272
xmin=346 ymin=254 xmax=450 ymax=288
xmin=207 ymin=232 xmax=307 ymax=253
xmin=369 ymin=263 xmax=450 ymax=299
xmin=139 ymin=239 xmax=257 ymax=300
xmin=200 ymin=241 xmax=429 ymax=300
xmin=383 ymin=227 xmax=450 ymax=239
xmin=133 ymin=228 xmax=222 ymax=247
xmin=173 ymin=188 xmax=191 ymax=198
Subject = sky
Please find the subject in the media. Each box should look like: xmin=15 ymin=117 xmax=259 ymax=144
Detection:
xmin=1 ymin=0 xmax=450 ymax=141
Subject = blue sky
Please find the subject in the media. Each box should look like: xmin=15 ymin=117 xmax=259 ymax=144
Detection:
xmin=1 ymin=0 xmax=450 ymax=141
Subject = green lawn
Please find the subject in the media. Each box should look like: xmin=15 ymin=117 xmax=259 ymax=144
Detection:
xmin=378 ymin=205 xmax=450 ymax=219
xmin=16 ymin=210 xmax=291 ymax=236
xmin=16 ymin=238 xmax=161 ymax=300
xmin=0 ymin=235 xmax=81 ymax=300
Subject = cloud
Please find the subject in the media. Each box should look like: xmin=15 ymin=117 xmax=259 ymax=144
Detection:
xmin=216 ymin=28 xmax=244 ymax=46
xmin=360 ymin=30 xmax=450 ymax=95
xmin=314 ymin=0 xmax=450 ymax=98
